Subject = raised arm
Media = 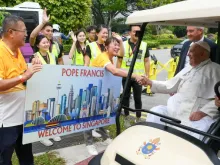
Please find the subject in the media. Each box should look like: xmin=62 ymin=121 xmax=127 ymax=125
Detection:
xmin=105 ymin=63 xmax=142 ymax=82
xmin=68 ymin=32 xmax=77 ymax=59
xmin=29 ymin=9 xmax=50 ymax=46
xmin=112 ymin=32 xmax=124 ymax=58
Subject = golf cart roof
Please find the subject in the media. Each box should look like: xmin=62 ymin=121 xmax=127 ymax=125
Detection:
xmin=126 ymin=0 xmax=220 ymax=28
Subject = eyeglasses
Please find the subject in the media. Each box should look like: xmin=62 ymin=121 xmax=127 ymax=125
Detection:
xmin=9 ymin=28 xmax=27 ymax=34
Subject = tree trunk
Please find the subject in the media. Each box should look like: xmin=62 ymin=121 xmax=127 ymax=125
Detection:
xmin=107 ymin=13 xmax=112 ymax=37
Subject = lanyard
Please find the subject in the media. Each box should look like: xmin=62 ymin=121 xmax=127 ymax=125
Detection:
xmin=39 ymin=52 xmax=50 ymax=64
xmin=80 ymin=45 xmax=86 ymax=55
xmin=128 ymin=43 xmax=137 ymax=57
xmin=96 ymin=42 xmax=105 ymax=52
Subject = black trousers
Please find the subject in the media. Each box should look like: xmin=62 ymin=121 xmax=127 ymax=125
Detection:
xmin=0 ymin=125 xmax=34 ymax=165
xmin=122 ymin=78 xmax=142 ymax=118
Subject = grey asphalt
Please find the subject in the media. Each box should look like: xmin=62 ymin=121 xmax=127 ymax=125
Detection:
xmin=33 ymin=49 xmax=171 ymax=154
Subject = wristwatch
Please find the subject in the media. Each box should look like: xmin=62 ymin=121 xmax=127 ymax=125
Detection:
xmin=19 ymin=75 xmax=25 ymax=83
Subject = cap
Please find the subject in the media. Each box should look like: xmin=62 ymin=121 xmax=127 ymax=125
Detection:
xmin=194 ymin=41 xmax=210 ymax=52
xmin=53 ymin=24 xmax=60 ymax=31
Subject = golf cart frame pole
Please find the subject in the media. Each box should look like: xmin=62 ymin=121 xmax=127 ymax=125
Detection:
xmin=116 ymin=23 xmax=147 ymax=136
xmin=217 ymin=22 xmax=220 ymax=64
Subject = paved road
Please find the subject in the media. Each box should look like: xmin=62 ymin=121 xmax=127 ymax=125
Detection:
xmin=33 ymin=49 xmax=171 ymax=154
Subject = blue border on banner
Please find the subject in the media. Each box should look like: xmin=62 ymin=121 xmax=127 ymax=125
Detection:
xmin=24 ymin=112 xmax=116 ymax=134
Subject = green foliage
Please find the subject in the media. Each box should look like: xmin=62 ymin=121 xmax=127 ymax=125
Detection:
xmin=157 ymin=39 xmax=182 ymax=45
xmin=147 ymin=34 xmax=177 ymax=40
xmin=164 ymin=25 xmax=175 ymax=32
xmin=36 ymin=0 xmax=92 ymax=32
xmin=145 ymin=25 xmax=157 ymax=35
xmin=143 ymin=34 xmax=157 ymax=40
xmin=107 ymin=115 xmax=132 ymax=138
xmin=12 ymin=152 xmax=65 ymax=165
xmin=159 ymin=28 xmax=173 ymax=34
xmin=92 ymin=0 xmax=127 ymax=26
xmin=137 ymin=0 xmax=175 ymax=9
xmin=173 ymin=26 xmax=186 ymax=38
xmin=206 ymin=33 xmax=217 ymax=42
xmin=145 ymin=40 xmax=160 ymax=48
xmin=143 ymin=38 xmax=182 ymax=48
xmin=0 ymin=0 xmax=23 ymax=7
xmin=208 ymin=28 xmax=218 ymax=34
xmin=111 ymin=24 xmax=128 ymax=34
xmin=63 ymin=44 xmax=72 ymax=53
xmin=0 ymin=10 xmax=10 ymax=26
xmin=101 ymin=0 xmax=126 ymax=12
xmin=111 ymin=18 xmax=128 ymax=33
xmin=156 ymin=33 xmax=177 ymax=39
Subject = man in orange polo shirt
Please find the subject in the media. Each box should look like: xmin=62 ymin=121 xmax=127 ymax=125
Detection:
xmin=0 ymin=15 xmax=42 ymax=165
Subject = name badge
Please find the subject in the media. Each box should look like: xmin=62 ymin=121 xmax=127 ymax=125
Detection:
xmin=137 ymin=50 xmax=143 ymax=59
xmin=126 ymin=61 xmax=131 ymax=66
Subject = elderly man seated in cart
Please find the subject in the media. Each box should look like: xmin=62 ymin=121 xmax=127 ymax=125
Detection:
xmin=141 ymin=41 xmax=220 ymax=140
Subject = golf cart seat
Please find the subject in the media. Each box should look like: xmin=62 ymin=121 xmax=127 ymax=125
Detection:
xmin=89 ymin=122 xmax=220 ymax=165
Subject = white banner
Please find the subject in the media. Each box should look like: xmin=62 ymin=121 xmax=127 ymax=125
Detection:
xmin=23 ymin=65 xmax=121 ymax=144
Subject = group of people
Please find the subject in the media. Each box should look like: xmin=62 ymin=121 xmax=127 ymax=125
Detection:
xmin=1 ymin=7 xmax=220 ymax=165
xmin=0 ymin=7 xmax=150 ymax=164
xmin=67 ymin=23 xmax=150 ymax=155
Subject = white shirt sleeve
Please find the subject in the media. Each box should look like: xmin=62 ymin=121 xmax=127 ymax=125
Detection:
xmin=104 ymin=62 xmax=111 ymax=68
xmin=200 ymin=100 xmax=220 ymax=119
xmin=151 ymin=76 xmax=182 ymax=94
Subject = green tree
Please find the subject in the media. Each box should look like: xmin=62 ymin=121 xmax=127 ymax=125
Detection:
xmin=92 ymin=0 xmax=127 ymax=28
xmin=136 ymin=0 xmax=175 ymax=9
xmin=36 ymin=0 xmax=92 ymax=32
xmin=91 ymin=0 xmax=178 ymax=32
xmin=0 ymin=0 xmax=24 ymax=7
xmin=0 ymin=10 xmax=11 ymax=27
xmin=173 ymin=26 xmax=186 ymax=38
xmin=135 ymin=0 xmax=177 ymax=35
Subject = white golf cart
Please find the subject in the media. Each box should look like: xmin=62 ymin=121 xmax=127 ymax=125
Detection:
xmin=89 ymin=0 xmax=220 ymax=164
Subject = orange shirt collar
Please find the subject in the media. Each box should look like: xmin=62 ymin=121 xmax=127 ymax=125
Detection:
xmin=0 ymin=40 xmax=21 ymax=57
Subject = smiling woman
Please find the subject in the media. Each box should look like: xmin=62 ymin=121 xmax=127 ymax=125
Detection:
xmin=91 ymin=37 xmax=142 ymax=82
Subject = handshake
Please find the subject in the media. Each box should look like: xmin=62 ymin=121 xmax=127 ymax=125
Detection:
xmin=134 ymin=75 xmax=152 ymax=87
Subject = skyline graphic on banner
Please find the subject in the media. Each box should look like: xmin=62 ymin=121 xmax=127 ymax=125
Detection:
xmin=25 ymin=79 xmax=120 ymax=126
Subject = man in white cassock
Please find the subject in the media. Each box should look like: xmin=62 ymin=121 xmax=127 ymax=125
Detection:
xmin=141 ymin=41 xmax=220 ymax=140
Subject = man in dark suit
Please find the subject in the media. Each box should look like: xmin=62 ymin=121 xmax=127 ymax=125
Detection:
xmin=175 ymin=26 xmax=218 ymax=75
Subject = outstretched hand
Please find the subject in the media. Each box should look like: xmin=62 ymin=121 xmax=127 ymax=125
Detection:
xmin=136 ymin=75 xmax=150 ymax=86
xmin=135 ymin=75 xmax=144 ymax=84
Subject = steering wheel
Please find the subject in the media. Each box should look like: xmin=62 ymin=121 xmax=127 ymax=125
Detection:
xmin=214 ymin=81 xmax=220 ymax=111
